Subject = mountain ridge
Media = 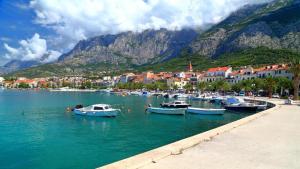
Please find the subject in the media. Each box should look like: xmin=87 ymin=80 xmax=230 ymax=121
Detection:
xmin=4 ymin=0 xmax=300 ymax=77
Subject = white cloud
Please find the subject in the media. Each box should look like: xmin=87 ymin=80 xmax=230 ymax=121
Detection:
xmin=30 ymin=0 xmax=271 ymax=49
xmin=4 ymin=33 xmax=61 ymax=63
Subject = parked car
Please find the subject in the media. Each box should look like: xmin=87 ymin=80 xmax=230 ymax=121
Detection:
xmin=272 ymin=93 xmax=280 ymax=98
xmin=239 ymin=91 xmax=245 ymax=96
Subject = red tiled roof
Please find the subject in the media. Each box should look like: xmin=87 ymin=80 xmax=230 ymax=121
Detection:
xmin=15 ymin=79 xmax=35 ymax=84
xmin=207 ymin=67 xmax=230 ymax=72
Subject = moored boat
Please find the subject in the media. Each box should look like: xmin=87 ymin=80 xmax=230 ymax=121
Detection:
xmin=191 ymin=94 xmax=212 ymax=101
xmin=146 ymin=106 xmax=185 ymax=115
xmin=256 ymin=102 xmax=268 ymax=110
xmin=73 ymin=104 xmax=120 ymax=117
xmin=186 ymin=107 xmax=225 ymax=115
xmin=173 ymin=93 xmax=189 ymax=99
xmin=223 ymin=97 xmax=258 ymax=112
xmin=160 ymin=101 xmax=191 ymax=108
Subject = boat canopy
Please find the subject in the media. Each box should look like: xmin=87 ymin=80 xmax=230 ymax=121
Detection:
xmin=226 ymin=97 xmax=240 ymax=104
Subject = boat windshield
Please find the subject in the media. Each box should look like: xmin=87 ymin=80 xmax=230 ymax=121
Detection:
xmin=94 ymin=106 xmax=104 ymax=110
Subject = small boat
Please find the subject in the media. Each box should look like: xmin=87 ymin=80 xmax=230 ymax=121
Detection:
xmin=191 ymin=94 xmax=212 ymax=101
xmin=223 ymin=97 xmax=258 ymax=112
xmin=146 ymin=105 xmax=185 ymax=115
xmin=142 ymin=91 xmax=152 ymax=97
xmin=73 ymin=104 xmax=120 ymax=117
xmin=160 ymin=101 xmax=191 ymax=108
xmin=173 ymin=93 xmax=189 ymax=99
xmin=224 ymin=103 xmax=258 ymax=111
xmin=187 ymin=107 xmax=225 ymax=115
xmin=209 ymin=96 xmax=226 ymax=104
xmin=256 ymin=102 xmax=268 ymax=110
xmin=130 ymin=91 xmax=143 ymax=96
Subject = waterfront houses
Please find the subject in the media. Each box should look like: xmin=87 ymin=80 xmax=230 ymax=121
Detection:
xmin=227 ymin=64 xmax=293 ymax=84
xmin=2 ymin=63 xmax=299 ymax=92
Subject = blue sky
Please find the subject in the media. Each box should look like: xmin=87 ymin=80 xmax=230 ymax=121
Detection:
xmin=0 ymin=0 xmax=270 ymax=66
xmin=0 ymin=0 xmax=55 ymax=65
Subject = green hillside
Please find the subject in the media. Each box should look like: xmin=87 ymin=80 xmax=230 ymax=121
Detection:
xmin=137 ymin=47 xmax=300 ymax=72
xmin=8 ymin=47 xmax=299 ymax=78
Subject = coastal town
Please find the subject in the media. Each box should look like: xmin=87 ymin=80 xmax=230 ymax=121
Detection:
xmin=1 ymin=62 xmax=299 ymax=98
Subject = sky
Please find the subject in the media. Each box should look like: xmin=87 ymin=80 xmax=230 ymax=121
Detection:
xmin=0 ymin=0 xmax=271 ymax=66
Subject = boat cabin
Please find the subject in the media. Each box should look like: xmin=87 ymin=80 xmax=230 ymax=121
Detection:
xmin=86 ymin=104 xmax=112 ymax=111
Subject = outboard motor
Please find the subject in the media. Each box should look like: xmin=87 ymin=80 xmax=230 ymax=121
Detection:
xmin=71 ymin=104 xmax=83 ymax=111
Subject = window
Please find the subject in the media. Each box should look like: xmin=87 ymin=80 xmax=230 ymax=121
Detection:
xmin=94 ymin=107 xmax=104 ymax=110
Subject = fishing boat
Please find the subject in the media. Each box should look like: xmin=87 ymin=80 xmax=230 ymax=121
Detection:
xmin=146 ymin=105 xmax=185 ymax=115
xmin=186 ymin=107 xmax=225 ymax=115
xmin=73 ymin=104 xmax=120 ymax=117
xmin=160 ymin=101 xmax=191 ymax=108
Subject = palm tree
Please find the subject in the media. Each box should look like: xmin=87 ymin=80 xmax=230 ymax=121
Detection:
xmin=289 ymin=56 xmax=300 ymax=100
xmin=263 ymin=77 xmax=277 ymax=98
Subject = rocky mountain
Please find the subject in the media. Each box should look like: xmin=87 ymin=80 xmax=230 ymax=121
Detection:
xmin=0 ymin=60 xmax=40 ymax=74
xmin=6 ymin=0 xmax=300 ymax=77
xmin=57 ymin=29 xmax=198 ymax=66
xmin=190 ymin=0 xmax=300 ymax=57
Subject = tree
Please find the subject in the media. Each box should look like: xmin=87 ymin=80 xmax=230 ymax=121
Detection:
xmin=274 ymin=77 xmax=293 ymax=96
xmin=197 ymin=82 xmax=207 ymax=93
xmin=213 ymin=80 xmax=231 ymax=93
xmin=263 ymin=77 xmax=277 ymax=98
xmin=289 ymin=56 xmax=300 ymax=100
xmin=18 ymin=82 xmax=30 ymax=88
xmin=184 ymin=83 xmax=193 ymax=92
xmin=172 ymin=84 xmax=178 ymax=90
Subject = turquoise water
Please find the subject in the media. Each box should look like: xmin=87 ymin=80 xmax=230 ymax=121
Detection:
xmin=0 ymin=90 xmax=253 ymax=169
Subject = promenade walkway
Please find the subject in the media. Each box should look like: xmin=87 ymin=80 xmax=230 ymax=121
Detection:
xmin=100 ymin=99 xmax=300 ymax=169
xmin=141 ymin=100 xmax=300 ymax=169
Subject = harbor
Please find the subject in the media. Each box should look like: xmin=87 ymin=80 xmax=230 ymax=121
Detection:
xmin=100 ymin=99 xmax=300 ymax=169
xmin=0 ymin=90 xmax=259 ymax=169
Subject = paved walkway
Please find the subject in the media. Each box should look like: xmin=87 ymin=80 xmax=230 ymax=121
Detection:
xmin=140 ymin=101 xmax=300 ymax=169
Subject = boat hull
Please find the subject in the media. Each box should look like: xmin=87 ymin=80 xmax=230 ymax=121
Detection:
xmin=160 ymin=105 xmax=190 ymax=108
xmin=73 ymin=109 xmax=118 ymax=117
xmin=146 ymin=107 xmax=185 ymax=115
xmin=187 ymin=107 xmax=225 ymax=115
xmin=224 ymin=105 xmax=258 ymax=112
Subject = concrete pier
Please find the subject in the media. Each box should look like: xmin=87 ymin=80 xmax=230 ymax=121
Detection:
xmin=100 ymin=99 xmax=300 ymax=169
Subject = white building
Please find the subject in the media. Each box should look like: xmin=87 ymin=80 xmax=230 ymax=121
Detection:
xmin=255 ymin=64 xmax=293 ymax=80
xmin=201 ymin=67 xmax=232 ymax=83
xmin=0 ymin=77 xmax=4 ymax=85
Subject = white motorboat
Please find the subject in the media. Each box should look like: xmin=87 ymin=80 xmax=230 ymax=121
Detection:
xmin=210 ymin=96 xmax=227 ymax=103
xmin=187 ymin=107 xmax=225 ymax=115
xmin=256 ymin=102 xmax=268 ymax=110
xmin=173 ymin=93 xmax=189 ymax=99
xmin=160 ymin=101 xmax=191 ymax=108
xmin=146 ymin=106 xmax=185 ymax=115
xmin=223 ymin=97 xmax=258 ymax=112
xmin=130 ymin=91 xmax=143 ymax=96
xmin=191 ymin=94 xmax=213 ymax=101
xmin=73 ymin=104 xmax=120 ymax=117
